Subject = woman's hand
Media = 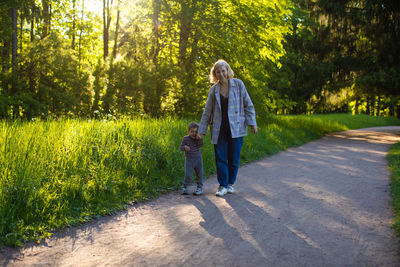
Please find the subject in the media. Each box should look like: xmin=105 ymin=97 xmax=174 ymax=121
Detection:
xmin=250 ymin=125 xmax=258 ymax=134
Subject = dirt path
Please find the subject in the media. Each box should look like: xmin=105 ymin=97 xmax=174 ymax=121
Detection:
xmin=1 ymin=126 xmax=400 ymax=266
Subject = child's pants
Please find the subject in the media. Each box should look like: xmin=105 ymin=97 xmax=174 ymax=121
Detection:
xmin=183 ymin=156 xmax=203 ymax=188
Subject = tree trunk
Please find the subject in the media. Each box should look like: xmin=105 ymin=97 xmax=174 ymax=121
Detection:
xmin=366 ymin=96 xmax=370 ymax=115
xmin=178 ymin=1 xmax=192 ymax=68
xmin=2 ymin=6 xmax=11 ymax=101
xmin=177 ymin=1 xmax=198 ymax=115
xmin=102 ymin=0 xmax=113 ymax=113
xmin=112 ymin=0 xmax=120 ymax=60
xmin=376 ymin=95 xmax=381 ymax=116
xmin=72 ymin=0 xmax=76 ymax=49
xmin=354 ymin=97 xmax=359 ymax=114
xmin=42 ymin=0 xmax=51 ymax=37
xmin=78 ymin=0 xmax=85 ymax=65
xmin=389 ymin=103 xmax=395 ymax=116
xmin=188 ymin=29 xmax=199 ymax=73
xmin=11 ymin=7 xmax=17 ymax=71
xmin=133 ymin=25 xmax=139 ymax=62
xmin=150 ymin=0 xmax=160 ymax=65
xmin=30 ymin=15 xmax=34 ymax=42
xmin=370 ymin=95 xmax=375 ymax=116
xmin=103 ymin=0 xmax=112 ymax=60
xmin=92 ymin=58 xmax=103 ymax=114
xmin=19 ymin=16 xmax=23 ymax=54
xmin=396 ymin=105 xmax=400 ymax=119
xmin=29 ymin=5 xmax=36 ymax=102
xmin=11 ymin=6 xmax=18 ymax=118
xmin=2 ymin=16 xmax=10 ymax=75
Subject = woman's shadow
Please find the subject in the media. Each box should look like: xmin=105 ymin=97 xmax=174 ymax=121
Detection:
xmin=190 ymin=195 xmax=270 ymax=265
xmin=191 ymin=191 xmax=322 ymax=265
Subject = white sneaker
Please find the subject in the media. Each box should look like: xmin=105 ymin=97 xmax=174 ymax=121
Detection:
xmin=227 ymin=184 xmax=234 ymax=194
xmin=181 ymin=186 xmax=188 ymax=195
xmin=193 ymin=187 xmax=203 ymax=196
xmin=216 ymin=186 xmax=228 ymax=197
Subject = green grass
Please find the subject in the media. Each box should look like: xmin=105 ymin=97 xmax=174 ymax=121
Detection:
xmin=1 ymin=113 xmax=399 ymax=247
xmin=387 ymin=142 xmax=400 ymax=240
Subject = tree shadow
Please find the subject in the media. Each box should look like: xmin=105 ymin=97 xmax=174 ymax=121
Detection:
xmin=190 ymin=196 xmax=272 ymax=265
xmin=225 ymin=192 xmax=327 ymax=266
xmin=190 ymin=194 xmax=323 ymax=266
xmin=0 ymin=209 xmax=123 ymax=266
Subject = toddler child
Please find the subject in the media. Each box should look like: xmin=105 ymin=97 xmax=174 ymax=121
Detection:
xmin=180 ymin=122 xmax=204 ymax=195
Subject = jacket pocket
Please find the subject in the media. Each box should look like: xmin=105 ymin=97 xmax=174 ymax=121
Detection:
xmin=239 ymin=116 xmax=247 ymax=135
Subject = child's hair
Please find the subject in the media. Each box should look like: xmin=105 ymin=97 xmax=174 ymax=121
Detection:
xmin=188 ymin=122 xmax=199 ymax=130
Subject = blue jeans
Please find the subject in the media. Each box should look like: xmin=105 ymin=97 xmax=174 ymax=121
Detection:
xmin=214 ymin=135 xmax=243 ymax=188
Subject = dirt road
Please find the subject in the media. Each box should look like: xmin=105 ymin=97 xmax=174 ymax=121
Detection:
xmin=1 ymin=126 xmax=400 ymax=266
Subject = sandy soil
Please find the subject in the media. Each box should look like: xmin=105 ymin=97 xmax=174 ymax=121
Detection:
xmin=1 ymin=126 xmax=400 ymax=267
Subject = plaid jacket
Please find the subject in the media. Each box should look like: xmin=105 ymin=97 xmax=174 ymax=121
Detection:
xmin=198 ymin=78 xmax=257 ymax=144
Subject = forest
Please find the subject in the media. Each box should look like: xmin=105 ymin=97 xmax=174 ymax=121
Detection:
xmin=1 ymin=0 xmax=399 ymax=119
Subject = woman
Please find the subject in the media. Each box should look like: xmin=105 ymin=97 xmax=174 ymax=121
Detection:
xmin=198 ymin=60 xmax=257 ymax=197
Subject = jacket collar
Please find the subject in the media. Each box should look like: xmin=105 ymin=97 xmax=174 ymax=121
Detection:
xmin=216 ymin=78 xmax=236 ymax=92
xmin=214 ymin=79 xmax=237 ymax=109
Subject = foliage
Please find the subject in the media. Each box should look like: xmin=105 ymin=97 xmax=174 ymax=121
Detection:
xmin=17 ymin=32 xmax=92 ymax=118
xmin=1 ymin=0 xmax=399 ymax=118
xmin=269 ymin=0 xmax=400 ymax=115
xmin=0 ymin=0 xmax=295 ymax=119
xmin=268 ymin=4 xmax=334 ymax=114
xmin=0 ymin=114 xmax=399 ymax=247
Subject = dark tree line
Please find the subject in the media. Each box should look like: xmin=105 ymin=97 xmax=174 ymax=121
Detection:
xmin=271 ymin=0 xmax=400 ymax=116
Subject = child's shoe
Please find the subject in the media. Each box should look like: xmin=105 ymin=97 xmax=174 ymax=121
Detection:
xmin=181 ymin=186 xmax=188 ymax=195
xmin=193 ymin=187 xmax=203 ymax=196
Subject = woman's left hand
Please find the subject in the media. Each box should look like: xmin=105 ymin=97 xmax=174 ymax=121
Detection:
xmin=250 ymin=125 xmax=258 ymax=134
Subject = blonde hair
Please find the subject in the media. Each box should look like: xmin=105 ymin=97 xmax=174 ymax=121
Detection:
xmin=209 ymin=59 xmax=234 ymax=84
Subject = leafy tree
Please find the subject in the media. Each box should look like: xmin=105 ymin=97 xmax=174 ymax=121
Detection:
xmin=269 ymin=0 xmax=399 ymax=116
xmin=18 ymin=32 xmax=91 ymax=118
xmin=269 ymin=3 xmax=334 ymax=114
xmin=355 ymin=0 xmax=400 ymax=116
xmin=5 ymin=0 xmax=398 ymax=118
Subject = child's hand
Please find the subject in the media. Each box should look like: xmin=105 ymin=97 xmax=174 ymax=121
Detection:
xmin=184 ymin=145 xmax=191 ymax=152
xmin=197 ymin=133 xmax=204 ymax=139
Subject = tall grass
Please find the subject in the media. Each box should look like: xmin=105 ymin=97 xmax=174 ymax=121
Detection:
xmin=387 ymin=142 xmax=400 ymax=240
xmin=1 ymin=114 xmax=399 ymax=247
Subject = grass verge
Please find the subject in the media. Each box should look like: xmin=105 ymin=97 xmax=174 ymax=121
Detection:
xmin=387 ymin=142 xmax=400 ymax=241
xmin=1 ymin=113 xmax=399 ymax=247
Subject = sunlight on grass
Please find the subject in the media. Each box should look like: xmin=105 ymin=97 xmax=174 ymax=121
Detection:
xmin=387 ymin=142 xmax=400 ymax=239
xmin=0 ymin=114 xmax=399 ymax=246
